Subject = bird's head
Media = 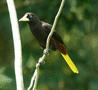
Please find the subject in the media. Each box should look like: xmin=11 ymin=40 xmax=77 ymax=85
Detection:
xmin=19 ymin=12 xmax=40 ymax=24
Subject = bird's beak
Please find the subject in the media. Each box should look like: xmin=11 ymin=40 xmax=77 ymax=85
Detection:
xmin=19 ymin=15 xmax=29 ymax=22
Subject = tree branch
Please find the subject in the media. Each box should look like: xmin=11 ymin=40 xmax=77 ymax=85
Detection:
xmin=46 ymin=0 xmax=65 ymax=50
xmin=6 ymin=0 xmax=24 ymax=90
xmin=28 ymin=0 xmax=65 ymax=90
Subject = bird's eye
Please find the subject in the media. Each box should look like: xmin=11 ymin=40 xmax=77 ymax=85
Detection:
xmin=27 ymin=14 xmax=33 ymax=19
xmin=29 ymin=15 xmax=33 ymax=18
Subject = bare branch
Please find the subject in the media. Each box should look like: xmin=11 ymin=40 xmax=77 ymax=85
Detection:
xmin=6 ymin=0 xmax=24 ymax=90
xmin=46 ymin=0 xmax=65 ymax=49
xmin=28 ymin=0 xmax=65 ymax=90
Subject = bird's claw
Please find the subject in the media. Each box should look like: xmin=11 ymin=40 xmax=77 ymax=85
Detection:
xmin=43 ymin=49 xmax=49 ymax=55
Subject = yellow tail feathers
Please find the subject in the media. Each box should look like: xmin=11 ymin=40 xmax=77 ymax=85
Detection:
xmin=61 ymin=53 xmax=79 ymax=74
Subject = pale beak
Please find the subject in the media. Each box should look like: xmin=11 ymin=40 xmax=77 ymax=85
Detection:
xmin=19 ymin=15 xmax=29 ymax=21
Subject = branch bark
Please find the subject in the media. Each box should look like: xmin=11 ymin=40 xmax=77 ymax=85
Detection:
xmin=28 ymin=0 xmax=65 ymax=90
xmin=6 ymin=0 xmax=24 ymax=90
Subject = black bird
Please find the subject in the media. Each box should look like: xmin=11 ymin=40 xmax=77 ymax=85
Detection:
xmin=19 ymin=12 xmax=79 ymax=73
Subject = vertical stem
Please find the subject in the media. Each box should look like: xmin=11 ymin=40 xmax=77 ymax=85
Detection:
xmin=6 ymin=0 xmax=24 ymax=90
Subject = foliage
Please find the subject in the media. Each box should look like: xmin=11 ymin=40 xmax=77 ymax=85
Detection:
xmin=0 ymin=0 xmax=98 ymax=90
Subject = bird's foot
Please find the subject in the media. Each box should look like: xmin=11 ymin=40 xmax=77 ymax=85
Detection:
xmin=43 ymin=49 xmax=49 ymax=55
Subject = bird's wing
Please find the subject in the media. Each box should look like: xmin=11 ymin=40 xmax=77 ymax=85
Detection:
xmin=41 ymin=21 xmax=52 ymax=33
xmin=42 ymin=21 xmax=79 ymax=74
xmin=41 ymin=21 xmax=64 ymax=44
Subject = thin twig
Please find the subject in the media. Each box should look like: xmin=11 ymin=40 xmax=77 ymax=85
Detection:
xmin=6 ymin=0 xmax=24 ymax=90
xmin=28 ymin=0 xmax=65 ymax=90
xmin=28 ymin=70 xmax=37 ymax=90
xmin=28 ymin=54 xmax=46 ymax=90
xmin=32 ymin=67 xmax=39 ymax=90
xmin=46 ymin=0 xmax=65 ymax=50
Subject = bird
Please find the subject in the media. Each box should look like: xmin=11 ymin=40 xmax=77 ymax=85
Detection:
xmin=19 ymin=12 xmax=79 ymax=74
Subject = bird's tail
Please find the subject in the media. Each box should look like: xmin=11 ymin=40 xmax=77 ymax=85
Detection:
xmin=55 ymin=42 xmax=79 ymax=73
xmin=61 ymin=53 xmax=79 ymax=74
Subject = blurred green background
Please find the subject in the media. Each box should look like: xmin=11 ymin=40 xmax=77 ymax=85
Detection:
xmin=0 ymin=0 xmax=98 ymax=90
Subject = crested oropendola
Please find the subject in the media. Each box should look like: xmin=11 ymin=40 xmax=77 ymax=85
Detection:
xmin=19 ymin=12 xmax=79 ymax=73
